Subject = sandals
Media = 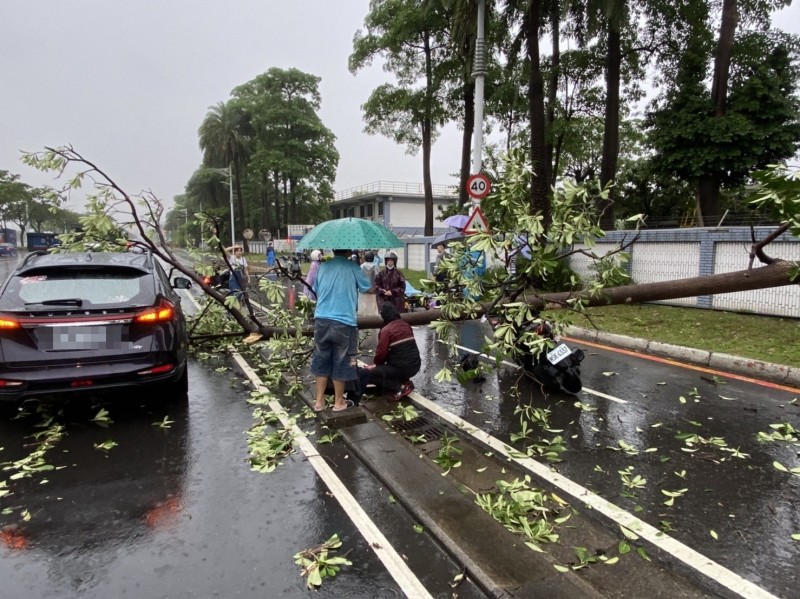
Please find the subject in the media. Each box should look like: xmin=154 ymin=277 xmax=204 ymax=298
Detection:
xmin=315 ymin=399 xmax=354 ymax=412
xmin=331 ymin=399 xmax=354 ymax=412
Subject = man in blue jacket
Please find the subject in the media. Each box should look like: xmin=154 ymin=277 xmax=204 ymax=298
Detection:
xmin=311 ymin=248 xmax=372 ymax=412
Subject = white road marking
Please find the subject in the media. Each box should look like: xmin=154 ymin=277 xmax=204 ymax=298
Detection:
xmin=409 ymin=391 xmax=779 ymax=599
xmin=182 ymin=290 xmax=433 ymax=599
xmin=449 ymin=341 xmax=628 ymax=404
xmin=232 ymin=355 xmax=433 ymax=599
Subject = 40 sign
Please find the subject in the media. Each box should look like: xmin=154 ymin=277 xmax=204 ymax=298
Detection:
xmin=466 ymin=173 xmax=492 ymax=200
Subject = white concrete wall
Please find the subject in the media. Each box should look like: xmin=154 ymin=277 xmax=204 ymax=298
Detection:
xmin=712 ymin=242 xmax=800 ymax=316
xmin=386 ymin=200 xmax=452 ymax=229
xmin=630 ymin=242 xmax=701 ymax=307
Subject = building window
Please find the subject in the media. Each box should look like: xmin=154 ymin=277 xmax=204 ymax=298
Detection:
xmin=366 ymin=204 xmax=374 ymax=218
xmin=378 ymin=202 xmax=384 ymax=216
xmin=359 ymin=205 xmax=366 ymax=218
xmin=348 ymin=207 xmax=355 ymax=218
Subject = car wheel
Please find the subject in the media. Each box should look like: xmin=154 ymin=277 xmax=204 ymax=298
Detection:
xmin=165 ymin=366 xmax=189 ymax=401
xmin=0 ymin=401 xmax=21 ymax=418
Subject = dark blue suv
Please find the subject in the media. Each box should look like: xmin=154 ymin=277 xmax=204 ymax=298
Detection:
xmin=0 ymin=251 xmax=191 ymax=403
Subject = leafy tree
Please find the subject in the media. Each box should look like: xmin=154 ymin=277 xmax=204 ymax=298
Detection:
xmin=0 ymin=169 xmax=54 ymax=245
xmin=646 ymin=0 xmax=798 ymax=223
xmin=198 ymin=101 xmax=249 ymax=247
xmin=231 ymin=68 xmax=338 ymax=236
xmin=350 ymin=0 xmax=453 ymax=235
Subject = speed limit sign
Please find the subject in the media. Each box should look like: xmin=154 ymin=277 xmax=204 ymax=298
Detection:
xmin=466 ymin=173 xmax=491 ymax=200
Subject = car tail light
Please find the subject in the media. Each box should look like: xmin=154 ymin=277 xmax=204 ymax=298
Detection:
xmin=0 ymin=379 xmax=24 ymax=387
xmin=137 ymin=364 xmax=176 ymax=376
xmin=70 ymin=379 xmax=94 ymax=388
xmin=0 ymin=317 xmax=20 ymax=330
xmin=135 ymin=299 xmax=175 ymax=324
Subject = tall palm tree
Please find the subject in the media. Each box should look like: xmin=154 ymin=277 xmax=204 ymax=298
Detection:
xmin=198 ymin=101 xmax=249 ymax=246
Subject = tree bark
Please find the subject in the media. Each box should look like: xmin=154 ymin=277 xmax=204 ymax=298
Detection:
xmin=354 ymin=259 xmax=799 ymax=330
xmin=545 ymin=0 xmax=560 ymax=187
xmin=598 ymin=24 xmax=621 ymax=230
xmin=527 ymin=0 xmax=551 ymax=226
xmin=699 ymin=0 xmax=738 ymax=222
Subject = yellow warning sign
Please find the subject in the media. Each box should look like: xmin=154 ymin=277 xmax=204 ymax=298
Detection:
xmin=463 ymin=207 xmax=490 ymax=235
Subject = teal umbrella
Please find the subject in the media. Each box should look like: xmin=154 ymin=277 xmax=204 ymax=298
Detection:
xmin=296 ymin=218 xmax=403 ymax=250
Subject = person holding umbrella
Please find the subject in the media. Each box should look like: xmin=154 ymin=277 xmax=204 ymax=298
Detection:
xmin=311 ymin=248 xmax=372 ymax=412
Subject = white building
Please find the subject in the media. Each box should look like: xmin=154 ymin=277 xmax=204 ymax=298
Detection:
xmin=331 ymin=181 xmax=458 ymax=236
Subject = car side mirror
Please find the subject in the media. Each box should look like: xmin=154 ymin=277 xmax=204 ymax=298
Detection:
xmin=173 ymin=277 xmax=192 ymax=289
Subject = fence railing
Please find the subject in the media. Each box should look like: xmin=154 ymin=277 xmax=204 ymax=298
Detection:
xmin=335 ymin=181 xmax=458 ymax=201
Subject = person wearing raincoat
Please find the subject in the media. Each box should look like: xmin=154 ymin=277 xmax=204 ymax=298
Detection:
xmin=304 ymin=249 xmax=322 ymax=300
xmin=374 ymin=251 xmax=406 ymax=313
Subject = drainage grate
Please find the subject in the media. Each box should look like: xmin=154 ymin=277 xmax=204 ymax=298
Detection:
xmin=388 ymin=415 xmax=446 ymax=442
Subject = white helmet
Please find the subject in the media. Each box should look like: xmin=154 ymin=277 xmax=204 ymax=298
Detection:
xmin=384 ymin=251 xmax=398 ymax=261
xmin=310 ymin=250 xmax=321 ymax=261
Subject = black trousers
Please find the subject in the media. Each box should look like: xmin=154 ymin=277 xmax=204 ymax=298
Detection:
xmin=356 ymin=363 xmax=415 ymax=398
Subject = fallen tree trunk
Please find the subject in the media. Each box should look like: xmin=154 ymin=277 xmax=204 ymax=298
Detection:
xmin=356 ymin=259 xmax=799 ymax=330
xmin=221 ymin=259 xmax=800 ymax=342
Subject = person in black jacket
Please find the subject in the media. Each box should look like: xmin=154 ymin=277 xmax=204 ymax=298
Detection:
xmin=350 ymin=303 xmax=421 ymax=405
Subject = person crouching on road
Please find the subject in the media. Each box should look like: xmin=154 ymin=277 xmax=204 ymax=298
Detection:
xmin=311 ymin=248 xmax=372 ymax=412
xmin=350 ymin=303 xmax=421 ymax=405
xmin=374 ymin=250 xmax=407 ymax=313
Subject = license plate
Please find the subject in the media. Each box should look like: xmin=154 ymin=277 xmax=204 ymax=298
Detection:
xmin=546 ymin=343 xmax=572 ymax=365
xmin=51 ymin=326 xmax=109 ymax=350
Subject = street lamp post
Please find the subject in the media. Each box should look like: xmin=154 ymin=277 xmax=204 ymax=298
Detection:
xmin=227 ymin=163 xmax=235 ymax=248
xmin=209 ymin=165 xmax=236 ymax=247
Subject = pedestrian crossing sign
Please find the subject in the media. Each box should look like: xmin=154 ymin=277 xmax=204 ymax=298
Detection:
xmin=463 ymin=207 xmax=490 ymax=235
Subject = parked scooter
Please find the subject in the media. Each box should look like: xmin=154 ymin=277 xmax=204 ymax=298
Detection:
xmin=516 ymin=320 xmax=584 ymax=394
xmin=197 ymin=261 xmax=230 ymax=291
xmin=486 ymin=314 xmax=584 ymax=394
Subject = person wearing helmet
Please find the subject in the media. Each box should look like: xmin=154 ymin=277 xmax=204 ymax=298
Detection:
xmin=374 ymin=250 xmax=406 ymax=313
xmin=304 ymin=249 xmax=322 ymax=300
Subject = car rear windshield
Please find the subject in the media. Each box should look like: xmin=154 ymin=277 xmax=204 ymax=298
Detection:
xmin=0 ymin=267 xmax=154 ymax=310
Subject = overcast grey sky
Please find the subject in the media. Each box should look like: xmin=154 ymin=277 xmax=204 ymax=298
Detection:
xmin=2 ymin=1 xmax=798 ymax=212
xmin=1 ymin=0 xmax=464 ymax=209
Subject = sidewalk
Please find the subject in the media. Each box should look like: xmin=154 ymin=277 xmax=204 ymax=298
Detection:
xmin=565 ymin=325 xmax=800 ymax=389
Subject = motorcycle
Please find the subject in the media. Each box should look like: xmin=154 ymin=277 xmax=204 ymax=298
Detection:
xmin=196 ymin=261 xmax=230 ymax=291
xmin=485 ymin=315 xmax=584 ymax=394
xmin=516 ymin=320 xmax=584 ymax=394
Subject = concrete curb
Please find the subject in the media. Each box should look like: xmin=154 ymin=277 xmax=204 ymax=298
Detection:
xmin=566 ymin=326 xmax=800 ymax=388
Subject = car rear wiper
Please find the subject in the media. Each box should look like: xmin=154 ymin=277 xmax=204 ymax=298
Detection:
xmin=25 ymin=298 xmax=84 ymax=306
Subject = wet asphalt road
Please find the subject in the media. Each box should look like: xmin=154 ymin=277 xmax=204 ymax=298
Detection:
xmin=413 ymin=320 xmax=800 ymax=599
xmin=0 ymin=358 xmax=489 ymax=598
xmin=1 ymin=255 xmax=798 ymax=598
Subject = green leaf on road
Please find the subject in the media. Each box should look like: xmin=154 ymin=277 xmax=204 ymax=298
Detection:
xmin=94 ymin=440 xmax=118 ymax=451
xmin=553 ymin=564 xmax=570 ymax=572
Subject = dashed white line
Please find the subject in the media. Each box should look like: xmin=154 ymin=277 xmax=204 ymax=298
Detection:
xmin=449 ymin=341 xmax=628 ymax=404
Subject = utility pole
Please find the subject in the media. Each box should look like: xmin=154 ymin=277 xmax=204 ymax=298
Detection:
xmin=471 ymin=0 xmax=487 ymax=177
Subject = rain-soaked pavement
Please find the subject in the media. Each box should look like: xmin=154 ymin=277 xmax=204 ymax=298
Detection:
xmin=0 ymin=359 xmax=488 ymax=598
xmin=410 ymin=319 xmax=800 ymax=599
xmin=1 ymin=256 xmax=798 ymax=598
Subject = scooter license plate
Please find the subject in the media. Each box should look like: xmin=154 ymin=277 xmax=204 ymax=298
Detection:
xmin=546 ymin=343 xmax=572 ymax=365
